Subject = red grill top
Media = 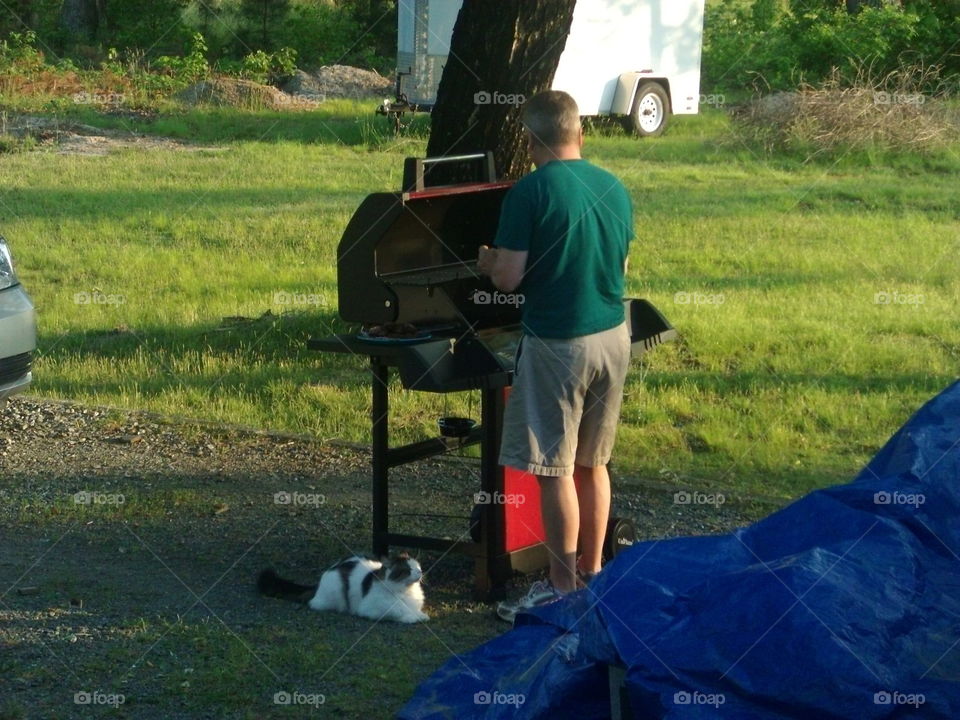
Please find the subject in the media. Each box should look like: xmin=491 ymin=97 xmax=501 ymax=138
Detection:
xmin=402 ymin=180 xmax=514 ymax=202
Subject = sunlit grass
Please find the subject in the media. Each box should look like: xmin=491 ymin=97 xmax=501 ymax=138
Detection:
xmin=3 ymin=106 xmax=958 ymax=499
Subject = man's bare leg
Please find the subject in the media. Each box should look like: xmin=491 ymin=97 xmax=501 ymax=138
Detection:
xmin=538 ymin=475 xmax=579 ymax=593
xmin=573 ymin=463 xmax=610 ymax=575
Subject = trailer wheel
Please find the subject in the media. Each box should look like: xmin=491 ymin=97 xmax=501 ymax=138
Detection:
xmin=627 ymin=81 xmax=670 ymax=137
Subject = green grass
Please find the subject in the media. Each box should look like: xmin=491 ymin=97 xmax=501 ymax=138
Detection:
xmin=3 ymin=104 xmax=958 ymax=500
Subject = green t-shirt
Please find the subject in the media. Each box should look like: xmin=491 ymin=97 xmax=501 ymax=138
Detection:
xmin=494 ymin=159 xmax=632 ymax=339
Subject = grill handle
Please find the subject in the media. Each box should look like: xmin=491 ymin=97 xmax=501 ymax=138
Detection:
xmin=403 ymin=152 xmax=497 ymax=192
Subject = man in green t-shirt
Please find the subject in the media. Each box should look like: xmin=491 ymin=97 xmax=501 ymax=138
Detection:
xmin=477 ymin=90 xmax=632 ymax=622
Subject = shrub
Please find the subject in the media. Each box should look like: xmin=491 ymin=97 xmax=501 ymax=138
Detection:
xmin=0 ymin=30 xmax=45 ymax=72
xmin=154 ymin=33 xmax=211 ymax=84
xmin=239 ymin=0 xmax=291 ymax=49
xmin=271 ymin=3 xmax=378 ymax=71
xmin=733 ymin=65 xmax=959 ymax=155
xmin=702 ymin=0 xmax=958 ymax=95
xmin=103 ymin=0 xmax=192 ymax=57
xmin=236 ymin=46 xmax=297 ymax=84
xmin=0 ymin=133 xmax=37 ymax=153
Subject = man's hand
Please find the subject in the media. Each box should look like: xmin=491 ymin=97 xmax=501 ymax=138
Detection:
xmin=477 ymin=245 xmax=498 ymax=276
xmin=477 ymin=245 xmax=527 ymax=292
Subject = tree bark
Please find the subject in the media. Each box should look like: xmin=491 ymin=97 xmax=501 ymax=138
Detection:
xmin=59 ymin=0 xmax=102 ymax=40
xmin=425 ymin=0 xmax=578 ymax=181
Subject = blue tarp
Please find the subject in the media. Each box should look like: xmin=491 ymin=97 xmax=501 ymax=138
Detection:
xmin=400 ymin=381 xmax=960 ymax=719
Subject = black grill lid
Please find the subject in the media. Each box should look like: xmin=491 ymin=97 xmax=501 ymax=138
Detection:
xmin=336 ymin=180 xmax=518 ymax=329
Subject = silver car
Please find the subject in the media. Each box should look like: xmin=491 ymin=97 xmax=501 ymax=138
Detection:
xmin=0 ymin=236 xmax=36 ymax=402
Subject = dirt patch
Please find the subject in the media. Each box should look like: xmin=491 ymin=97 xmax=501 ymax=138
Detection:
xmin=280 ymin=65 xmax=393 ymax=101
xmin=176 ymin=67 xmax=393 ymax=111
xmin=1 ymin=114 xmax=216 ymax=156
xmin=177 ymin=77 xmax=294 ymax=111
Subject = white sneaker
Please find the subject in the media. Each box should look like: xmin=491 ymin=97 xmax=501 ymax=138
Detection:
xmin=496 ymin=580 xmax=562 ymax=623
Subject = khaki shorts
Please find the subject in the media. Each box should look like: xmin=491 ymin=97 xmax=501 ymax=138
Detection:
xmin=499 ymin=322 xmax=630 ymax=477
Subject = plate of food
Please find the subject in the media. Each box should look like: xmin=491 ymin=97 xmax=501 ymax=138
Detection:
xmin=357 ymin=322 xmax=433 ymax=344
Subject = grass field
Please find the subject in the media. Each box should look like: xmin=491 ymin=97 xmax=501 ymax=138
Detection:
xmin=3 ymin=102 xmax=958 ymax=500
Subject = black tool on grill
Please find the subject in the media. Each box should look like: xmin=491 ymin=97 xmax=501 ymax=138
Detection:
xmin=309 ymin=153 xmax=677 ymax=599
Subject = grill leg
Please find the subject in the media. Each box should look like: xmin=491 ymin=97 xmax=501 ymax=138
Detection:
xmin=371 ymin=360 xmax=389 ymax=557
xmin=474 ymin=386 xmax=509 ymax=601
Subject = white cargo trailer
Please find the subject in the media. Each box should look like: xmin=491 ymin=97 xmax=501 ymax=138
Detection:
xmin=383 ymin=0 xmax=706 ymax=136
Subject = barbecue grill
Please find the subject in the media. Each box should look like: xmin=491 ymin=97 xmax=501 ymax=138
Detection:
xmin=309 ymin=153 xmax=677 ymax=599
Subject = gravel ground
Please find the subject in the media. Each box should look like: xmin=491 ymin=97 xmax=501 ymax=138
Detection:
xmin=0 ymin=396 xmax=779 ymax=719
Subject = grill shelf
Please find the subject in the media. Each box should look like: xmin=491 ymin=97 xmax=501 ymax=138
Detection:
xmin=378 ymin=261 xmax=480 ymax=286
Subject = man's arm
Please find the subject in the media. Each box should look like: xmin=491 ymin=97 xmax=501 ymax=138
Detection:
xmin=477 ymin=245 xmax=528 ymax=293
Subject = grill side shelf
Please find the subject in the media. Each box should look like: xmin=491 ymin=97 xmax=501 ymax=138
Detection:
xmin=307 ymin=333 xmax=443 ymax=361
xmin=307 ymin=334 xmax=514 ymax=393
xmin=625 ymin=298 xmax=679 ymax=355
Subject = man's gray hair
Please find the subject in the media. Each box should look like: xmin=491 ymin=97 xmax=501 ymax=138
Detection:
xmin=522 ymin=90 xmax=581 ymax=147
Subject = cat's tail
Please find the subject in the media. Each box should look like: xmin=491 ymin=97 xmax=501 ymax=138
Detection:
xmin=257 ymin=569 xmax=315 ymax=603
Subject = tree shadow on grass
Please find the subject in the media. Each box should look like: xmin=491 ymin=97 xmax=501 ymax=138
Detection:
xmin=644 ymin=368 xmax=953 ymax=397
xmin=78 ymin=106 xmax=432 ymax=147
xmin=35 ymin=310 xmax=379 ymax=401
xmin=4 ymin=186 xmax=376 ymax=223
xmin=38 ymin=303 xmax=955 ymax=403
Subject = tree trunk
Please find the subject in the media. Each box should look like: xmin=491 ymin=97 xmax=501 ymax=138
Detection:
xmin=59 ymin=0 xmax=102 ymax=40
xmin=3 ymin=1 xmax=38 ymax=33
xmin=425 ymin=0 xmax=578 ymax=181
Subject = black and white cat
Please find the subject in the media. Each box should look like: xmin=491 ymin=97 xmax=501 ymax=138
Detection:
xmin=258 ymin=553 xmax=428 ymax=623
